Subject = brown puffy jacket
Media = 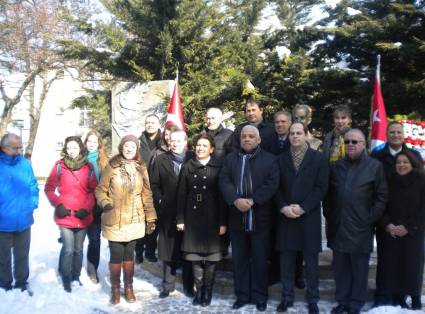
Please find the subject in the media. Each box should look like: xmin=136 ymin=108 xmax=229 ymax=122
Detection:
xmin=95 ymin=158 xmax=157 ymax=242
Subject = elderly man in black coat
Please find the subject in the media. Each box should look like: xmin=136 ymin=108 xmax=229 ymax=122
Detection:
xmin=371 ymin=121 xmax=423 ymax=307
xmin=202 ymin=107 xmax=233 ymax=160
xmin=219 ymin=125 xmax=279 ymax=312
xmin=150 ymin=130 xmax=194 ymax=298
xmin=324 ymin=129 xmax=388 ymax=314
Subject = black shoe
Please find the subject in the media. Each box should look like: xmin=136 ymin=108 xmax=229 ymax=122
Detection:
xmin=331 ymin=304 xmax=349 ymax=314
xmin=193 ymin=288 xmax=203 ymax=306
xmin=347 ymin=309 xmax=360 ymax=314
xmin=159 ymin=290 xmax=170 ymax=298
xmin=184 ymin=289 xmax=194 ymax=298
xmin=63 ymin=281 xmax=72 ymax=293
xmin=295 ymin=277 xmax=306 ymax=289
xmin=13 ymin=283 xmax=27 ymax=292
xmin=72 ymin=277 xmax=83 ymax=286
xmin=232 ymin=300 xmax=248 ymax=310
xmin=277 ymin=300 xmax=294 ymax=312
xmin=135 ymin=255 xmax=144 ymax=264
xmin=308 ymin=303 xmax=319 ymax=314
xmin=145 ymin=254 xmax=158 ymax=263
xmin=256 ymin=302 xmax=267 ymax=312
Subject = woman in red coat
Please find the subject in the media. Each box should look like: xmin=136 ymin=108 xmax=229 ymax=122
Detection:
xmin=45 ymin=136 xmax=97 ymax=292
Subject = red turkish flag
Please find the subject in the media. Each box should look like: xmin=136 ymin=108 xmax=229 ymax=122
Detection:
xmin=165 ymin=81 xmax=185 ymax=131
xmin=370 ymin=55 xmax=387 ymax=152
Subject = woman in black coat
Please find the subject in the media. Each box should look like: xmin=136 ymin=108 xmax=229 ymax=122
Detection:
xmin=176 ymin=134 xmax=227 ymax=307
xmin=376 ymin=151 xmax=425 ymax=310
xmin=274 ymin=122 xmax=328 ymax=314
xmin=150 ymin=130 xmax=194 ymax=298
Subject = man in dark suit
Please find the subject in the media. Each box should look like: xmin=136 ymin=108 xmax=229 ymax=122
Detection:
xmin=136 ymin=114 xmax=162 ymax=263
xmin=263 ymin=110 xmax=292 ymax=155
xmin=229 ymin=99 xmax=275 ymax=152
xmin=219 ymin=125 xmax=279 ymax=312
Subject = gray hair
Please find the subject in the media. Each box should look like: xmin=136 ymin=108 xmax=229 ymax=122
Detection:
xmin=274 ymin=110 xmax=292 ymax=121
xmin=0 ymin=133 xmax=21 ymax=148
xmin=293 ymin=104 xmax=312 ymax=118
xmin=206 ymin=107 xmax=223 ymax=116
xmin=344 ymin=128 xmax=366 ymax=142
xmin=241 ymin=125 xmax=260 ymax=138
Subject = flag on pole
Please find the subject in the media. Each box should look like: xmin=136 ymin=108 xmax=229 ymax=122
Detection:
xmin=370 ymin=54 xmax=387 ymax=152
xmin=165 ymin=71 xmax=186 ymax=130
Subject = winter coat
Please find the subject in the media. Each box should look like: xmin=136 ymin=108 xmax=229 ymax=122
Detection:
xmin=371 ymin=143 xmax=423 ymax=181
xmin=323 ymin=152 xmax=388 ymax=253
xmin=45 ymin=160 xmax=97 ymax=229
xmin=0 ymin=152 xmax=39 ymax=232
xmin=95 ymin=159 xmax=157 ymax=242
xmin=377 ymin=171 xmax=425 ymax=295
xmin=150 ymin=151 xmax=195 ymax=262
xmin=229 ymin=120 xmax=275 ymax=153
xmin=219 ymin=148 xmax=279 ymax=232
xmin=275 ymin=148 xmax=328 ymax=253
xmin=176 ymin=158 xmax=226 ymax=254
xmin=201 ymin=125 xmax=233 ymax=160
xmin=262 ymin=132 xmax=290 ymax=155
xmin=139 ymin=131 xmax=162 ymax=167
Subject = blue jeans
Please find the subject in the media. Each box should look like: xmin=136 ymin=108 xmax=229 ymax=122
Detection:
xmin=86 ymin=212 xmax=101 ymax=277
xmin=0 ymin=228 xmax=31 ymax=290
xmin=59 ymin=227 xmax=87 ymax=282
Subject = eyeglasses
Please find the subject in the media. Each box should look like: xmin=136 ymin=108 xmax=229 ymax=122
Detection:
xmin=344 ymin=140 xmax=362 ymax=145
xmin=6 ymin=145 xmax=23 ymax=151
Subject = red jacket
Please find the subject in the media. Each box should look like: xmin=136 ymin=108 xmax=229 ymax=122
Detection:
xmin=45 ymin=160 xmax=97 ymax=229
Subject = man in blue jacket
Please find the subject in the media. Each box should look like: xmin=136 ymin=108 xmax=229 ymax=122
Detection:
xmin=0 ymin=133 xmax=39 ymax=292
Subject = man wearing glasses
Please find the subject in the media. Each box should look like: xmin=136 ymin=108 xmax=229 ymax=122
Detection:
xmin=323 ymin=129 xmax=388 ymax=314
xmin=0 ymin=133 xmax=39 ymax=293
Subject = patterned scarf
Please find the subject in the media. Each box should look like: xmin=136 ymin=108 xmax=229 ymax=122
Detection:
xmin=62 ymin=154 xmax=87 ymax=170
xmin=329 ymin=128 xmax=349 ymax=163
xmin=291 ymin=142 xmax=308 ymax=172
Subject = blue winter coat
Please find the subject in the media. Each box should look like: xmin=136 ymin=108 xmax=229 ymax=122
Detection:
xmin=0 ymin=152 xmax=39 ymax=232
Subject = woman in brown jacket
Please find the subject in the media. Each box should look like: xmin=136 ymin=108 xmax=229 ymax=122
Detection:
xmin=95 ymin=135 xmax=157 ymax=305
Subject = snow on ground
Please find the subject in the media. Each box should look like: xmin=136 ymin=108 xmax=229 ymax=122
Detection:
xmin=1 ymin=184 xmax=424 ymax=313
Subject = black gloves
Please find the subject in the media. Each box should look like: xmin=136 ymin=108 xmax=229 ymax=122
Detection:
xmin=103 ymin=204 xmax=113 ymax=212
xmin=146 ymin=221 xmax=156 ymax=235
xmin=74 ymin=208 xmax=89 ymax=220
xmin=55 ymin=204 xmax=71 ymax=218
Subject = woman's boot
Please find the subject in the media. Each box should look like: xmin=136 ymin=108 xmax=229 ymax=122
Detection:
xmin=201 ymin=262 xmax=216 ymax=307
xmin=411 ymin=295 xmax=422 ymax=310
xmin=123 ymin=261 xmax=136 ymax=303
xmin=109 ymin=263 xmax=121 ymax=305
xmin=192 ymin=262 xmax=204 ymax=306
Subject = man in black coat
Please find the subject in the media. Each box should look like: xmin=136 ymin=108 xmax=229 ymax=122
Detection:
xmin=263 ymin=110 xmax=292 ymax=155
xmin=219 ymin=125 xmax=279 ymax=312
xmin=202 ymin=107 xmax=233 ymax=160
xmin=324 ymin=129 xmax=388 ymax=314
xmin=371 ymin=121 xmax=423 ymax=307
xmin=135 ymin=114 xmax=162 ymax=263
xmin=229 ymin=99 xmax=275 ymax=152
xmin=150 ymin=130 xmax=194 ymax=298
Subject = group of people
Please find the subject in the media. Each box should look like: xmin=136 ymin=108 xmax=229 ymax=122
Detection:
xmin=0 ymin=99 xmax=424 ymax=314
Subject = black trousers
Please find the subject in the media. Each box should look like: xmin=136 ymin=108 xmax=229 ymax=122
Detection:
xmin=333 ymin=250 xmax=370 ymax=311
xmin=280 ymin=250 xmax=319 ymax=303
xmin=162 ymin=260 xmax=194 ymax=293
xmin=135 ymin=227 xmax=159 ymax=258
xmin=230 ymin=229 xmax=270 ymax=303
xmin=0 ymin=228 xmax=31 ymax=290
xmin=86 ymin=211 xmax=101 ymax=276
xmin=374 ymin=229 xmax=392 ymax=304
